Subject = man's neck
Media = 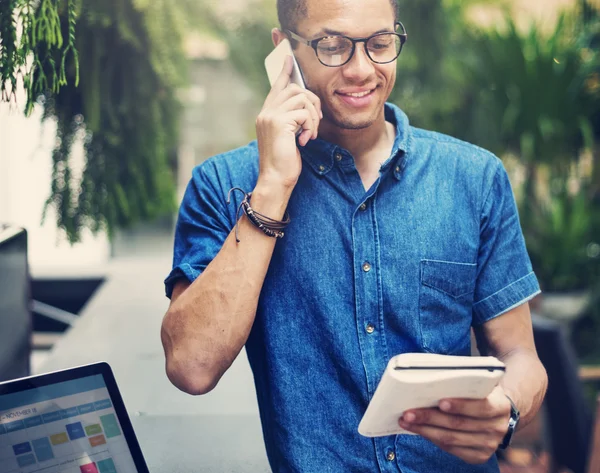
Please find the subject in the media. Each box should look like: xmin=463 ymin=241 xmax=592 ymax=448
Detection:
xmin=318 ymin=111 xmax=396 ymax=191
xmin=318 ymin=113 xmax=395 ymax=167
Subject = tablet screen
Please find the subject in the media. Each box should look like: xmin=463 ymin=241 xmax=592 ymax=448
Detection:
xmin=0 ymin=370 xmax=143 ymax=473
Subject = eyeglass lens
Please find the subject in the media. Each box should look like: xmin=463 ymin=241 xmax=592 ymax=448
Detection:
xmin=316 ymin=33 xmax=402 ymax=66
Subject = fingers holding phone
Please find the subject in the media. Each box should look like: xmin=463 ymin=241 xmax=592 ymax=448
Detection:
xmin=264 ymin=41 xmax=322 ymax=143
xmin=268 ymin=80 xmax=321 ymax=145
xmin=257 ymin=44 xmax=322 ymax=189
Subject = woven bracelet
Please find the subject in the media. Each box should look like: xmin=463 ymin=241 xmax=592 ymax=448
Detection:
xmin=227 ymin=187 xmax=291 ymax=242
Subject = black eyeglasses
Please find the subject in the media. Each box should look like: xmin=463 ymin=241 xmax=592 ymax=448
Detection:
xmin=286 ymin=22 xmax=407 ymax=67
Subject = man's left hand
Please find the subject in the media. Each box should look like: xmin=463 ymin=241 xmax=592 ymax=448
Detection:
xmin=397 ymin=385 xmax=512 ymax=464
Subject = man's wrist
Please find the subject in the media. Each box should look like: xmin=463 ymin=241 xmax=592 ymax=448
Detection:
xmin=251 ymin=180 xmax=293 ymax=221
xmin=256 ymin=169 xmax=298 ymax=192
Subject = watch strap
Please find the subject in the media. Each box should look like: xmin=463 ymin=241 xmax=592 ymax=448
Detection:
xmin=499 ymin=395 xmax=520 ymax=450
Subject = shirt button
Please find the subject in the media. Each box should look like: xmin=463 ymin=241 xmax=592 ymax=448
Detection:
xmin=366 ymin=324 xmax=375 ymax=334
xmin=319 ymin=165 xmax=326 ymax=172
xmin=386 ymin=451 xmax=396 ymax=462
xmin=359 ymin=203 xmax=367 ymax=211
xmin=395 ymin=166 xmax=401 ymax=173
xmin=362 ymin=262 xmax=371 ymax=272
xmin=335 ymin=153 xmax=343 ymax=161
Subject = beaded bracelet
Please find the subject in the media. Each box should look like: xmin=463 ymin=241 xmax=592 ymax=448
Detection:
xmin=227 ymin=187 xmax=291 ymax=242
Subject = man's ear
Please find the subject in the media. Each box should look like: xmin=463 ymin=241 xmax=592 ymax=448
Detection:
xmin=271 ymin=28 xmax=286 ymax=47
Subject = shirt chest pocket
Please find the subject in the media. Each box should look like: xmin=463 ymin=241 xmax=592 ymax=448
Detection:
xmin=419 ymin=259 xmax=477 ymax=354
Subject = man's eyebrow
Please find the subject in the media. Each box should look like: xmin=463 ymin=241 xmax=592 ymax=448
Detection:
xmin=313 ymin=27 xmax=394 ymax=38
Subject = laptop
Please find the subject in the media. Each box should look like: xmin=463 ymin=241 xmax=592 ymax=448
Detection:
xmin=0 ymin=362 xmax=149 ymax=473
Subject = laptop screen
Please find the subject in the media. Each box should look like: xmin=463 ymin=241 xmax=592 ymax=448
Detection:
xmin=0 ymin=365 xmax=147 ymax=473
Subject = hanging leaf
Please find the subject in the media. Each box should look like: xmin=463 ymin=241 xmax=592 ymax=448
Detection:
xmin=1 ymin=0 xmax=203 ymax=242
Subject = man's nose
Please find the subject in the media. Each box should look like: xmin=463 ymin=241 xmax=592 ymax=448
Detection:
xmin=342 ymin=43 xmax=376 ymax=81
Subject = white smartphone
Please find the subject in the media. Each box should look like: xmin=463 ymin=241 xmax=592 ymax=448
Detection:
xmin=264 ymin=38 xmax=306 ymax=89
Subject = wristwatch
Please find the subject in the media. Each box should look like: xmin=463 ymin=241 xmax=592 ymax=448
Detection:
xmin=498 ymin=395 xmax=520 ymax=450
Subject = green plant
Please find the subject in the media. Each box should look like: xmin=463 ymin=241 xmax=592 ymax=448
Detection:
xmin=1 ymin=0 xmax=208 ymax=242
xmin=38 ymin=0 xmax=188 ymax=241
xmin=388 ymin=0 xmax=494 ymax=135
xmin=0 ymin=0 xmax=79 ymax=113
xmin=462 ymin=12 xmax=600 ymax=293
xmin=466 ymin=14 xmax=596 ymax=214
xmin=526 ymin=177 xmax=599 ymax=291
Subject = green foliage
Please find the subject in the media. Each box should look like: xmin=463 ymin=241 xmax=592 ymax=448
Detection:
xmin=526 ymin=179 xmax=599 ymax=291
xmin=0 ymin=0 xmax=79 ymax=112
xmin=39 ymin=0 xmax=193 ymax=242
xmin=0 ymin=0 xmax=20 ymax=100
xmin=580 ymin=8 xmax=600 ymax=150
xmin=462 ymin=13 xmax=600 ymax=292
xmin=388 ymin=0 xmax=483 ymax=134
xmin=1 ymin=0 xmax=200 ymax=242
xmin=465 ymin=15 xmax=595 ymax=166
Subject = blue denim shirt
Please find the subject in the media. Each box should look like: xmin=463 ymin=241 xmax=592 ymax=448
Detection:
xmin=165 ymin=103 xmax=540 ymax=473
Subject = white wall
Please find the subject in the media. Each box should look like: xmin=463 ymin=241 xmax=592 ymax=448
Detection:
xmin=0 ymin=91 xmax=110 ymax=277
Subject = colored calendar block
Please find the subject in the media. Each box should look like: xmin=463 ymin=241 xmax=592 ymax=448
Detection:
xmin=50 ymin=432 xmax=69 ymax=445
xmin=97 ymin=458 xmax=117 ymax=473
xmin=32 ymin=437 xmax=55 ymax=462
xmin=85 ymin=424 xmax=103 ymax=436
xmin=66 ymin=422 xmax=86 ymax=440
xmin=99 ymin=414 xmax=121 ymax=438
xmin=16 ymin=453 xmax=36 ymax=467
xmin=12 ymin=442 xmax=32 ymax=455
xmin=88 ymin=434 xmax=107 ymax=447
xmin=80 ymin=462 xmax=99 ymax=473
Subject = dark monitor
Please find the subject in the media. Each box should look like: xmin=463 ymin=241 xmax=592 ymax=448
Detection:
xmin=0 ymin=226 xmax=32 ymax=382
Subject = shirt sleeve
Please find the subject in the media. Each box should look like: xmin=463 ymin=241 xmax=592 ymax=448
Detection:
xmin=164 ymin=164 xmax=232 ymax=299
xmin=472 ymin=161 xmax=541 ymax=325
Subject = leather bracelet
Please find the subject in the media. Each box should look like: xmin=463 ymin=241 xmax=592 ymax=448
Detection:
xmin=227 ymin=187 xmax=291 ymax=242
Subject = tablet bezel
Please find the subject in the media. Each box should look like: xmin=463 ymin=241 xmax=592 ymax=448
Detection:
xmin=0 ymin=362 xmax=150 ymax=473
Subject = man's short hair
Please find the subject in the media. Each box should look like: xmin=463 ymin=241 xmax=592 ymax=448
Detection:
xmin=277 ymin=0 xmax=399 ymax=33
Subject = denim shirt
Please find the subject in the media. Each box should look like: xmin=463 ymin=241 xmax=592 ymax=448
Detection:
xmin=165 ymin=103 xmax=540 ymax=473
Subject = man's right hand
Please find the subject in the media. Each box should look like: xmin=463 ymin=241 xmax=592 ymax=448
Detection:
xmin=255 ymin=55 xmax=322 ymax=191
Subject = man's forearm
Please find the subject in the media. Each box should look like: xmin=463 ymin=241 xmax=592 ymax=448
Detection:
xmin=162 ymin=183 xmax=292 ymax=394
xmin=498 ymin=347 xmax=548 ymax=428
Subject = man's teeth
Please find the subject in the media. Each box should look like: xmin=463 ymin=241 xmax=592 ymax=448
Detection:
xmin=345 ymin=90 xmax=372 ymax=97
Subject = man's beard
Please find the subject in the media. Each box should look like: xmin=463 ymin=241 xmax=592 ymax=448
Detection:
xmin=324 ymin=108 xmax=378 ymax=130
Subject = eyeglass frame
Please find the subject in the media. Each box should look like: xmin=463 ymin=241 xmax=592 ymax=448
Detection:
xmin=285 ymin=22 xmax=408 ymax=67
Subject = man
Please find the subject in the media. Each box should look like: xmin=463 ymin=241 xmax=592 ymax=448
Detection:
xmin=161 ymin=0 xmax=548 ymax=471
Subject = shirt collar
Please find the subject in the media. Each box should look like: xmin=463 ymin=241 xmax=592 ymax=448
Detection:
xmin=300 ymin=103 xmax=411 ymax=178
